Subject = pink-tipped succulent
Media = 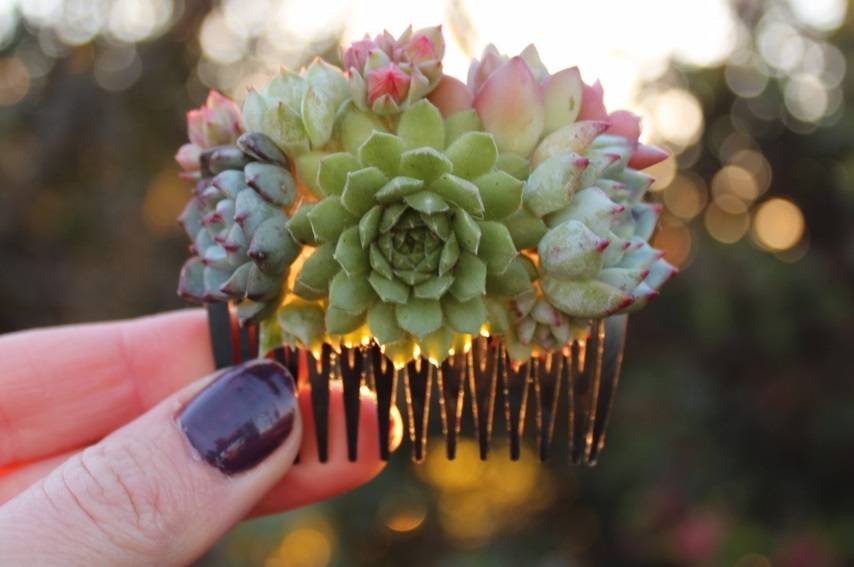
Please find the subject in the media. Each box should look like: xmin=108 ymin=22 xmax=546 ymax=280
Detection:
xmin=176 ymin=91 xmax=243 ymax=179
xmin=344 ymin=25 xmax=445 ymax=115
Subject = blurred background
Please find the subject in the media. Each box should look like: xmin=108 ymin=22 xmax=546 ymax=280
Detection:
xmin=1 ymin=0 xmax=853 ymax=564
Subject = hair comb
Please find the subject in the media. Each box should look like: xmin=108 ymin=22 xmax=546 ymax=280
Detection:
xmin=176 ymin=26 xmax=675 ymax=464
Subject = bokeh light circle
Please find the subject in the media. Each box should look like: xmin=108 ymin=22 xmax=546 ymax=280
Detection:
xmin=751 ymin=197 xmax=805 ymax=251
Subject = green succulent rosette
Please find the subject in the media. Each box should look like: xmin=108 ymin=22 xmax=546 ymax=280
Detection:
xmin=280 ymin=100 xmax=526 ymax=364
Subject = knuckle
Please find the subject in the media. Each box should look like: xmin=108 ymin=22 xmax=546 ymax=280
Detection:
xmin=50 ymin=439 xmax=183 ymax=555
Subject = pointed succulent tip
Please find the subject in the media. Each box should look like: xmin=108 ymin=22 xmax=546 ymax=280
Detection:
xmin=427 ymin=75 xmax=474 ymax=117
xmin=178 ymin=171 xmax=201 ymax=181
xmin=578 ymin=79 xmax=608 ymax=121
xmin=573 ymin=156 xmax=590 ymax=169
xmin=610 ymin=295 xmax=635 ymax=314
xmin=366 ymin=63 xmax=411 ymax=105
xmin=175 ymin=143 xmax=201 ymax=171
xmin=607 ymin=110 xmax=642 ymax=143
xmin=474 ymin=56 xmax=545 ymax=157
xmin=596 ymin=239 xmax=611 ymax=252
xmin=612 ymin=204 xmax=626 ymax=214
xmin=629 ymin=143 xmax=670 ymax=169
xmin=202 ymin=211 xmax=223 ymax=225
xmin=469 ymin=45 xmax=509 ymax=94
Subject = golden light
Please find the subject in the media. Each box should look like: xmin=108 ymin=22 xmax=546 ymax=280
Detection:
xmin=385 ymin=509 xmax=427 ymax=533
xmin=419 ymin=439 xmax=485 ymax=491
xmin=711 ymin=165 xmax=761 ymax=202
xmin=269 ymin=527 xmax=333 ymax=567
xmin=380 ymin=496 xmax=428 ymax=533
xmin=713 ymin=193 xmax=748 ymax=215
xmin=0 ymin=56 xmax=30 ymax=105
xmin=418 ymin=439 xmax=556 ymax=544
xmin=647 ymin=153 xmax=678 ymax=192
xmin=438 ymin=492 xmax=495 ymax=544
xmin=751 ymin=198 xmax=805 ymax=251
xmin=652 ymin=216 xmax=693 ymax=267
xmin=704 ymin=203 xmax=749 ymax=244
xmin=651 ymin=88 xmax=704 ymax=147
xmin=727 ymin=149 xmax=772 ymax=196
xmin=662 ymin=173 xmax=708 ymax=220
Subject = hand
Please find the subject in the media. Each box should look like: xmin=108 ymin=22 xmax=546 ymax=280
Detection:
xmin=0 ymin=310 xmax=401 ymax=566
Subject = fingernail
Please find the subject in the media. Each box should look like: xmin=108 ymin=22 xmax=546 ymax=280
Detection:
xmin=178 ymin=359 xmax=298 ymax=475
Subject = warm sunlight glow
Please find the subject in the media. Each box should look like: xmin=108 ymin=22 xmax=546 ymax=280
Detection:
xmin=751 ymin=198 xmax=805 ymax=251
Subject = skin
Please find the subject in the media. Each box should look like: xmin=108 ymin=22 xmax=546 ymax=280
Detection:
xmin=0 ymin=309 xmax=402 ymax=565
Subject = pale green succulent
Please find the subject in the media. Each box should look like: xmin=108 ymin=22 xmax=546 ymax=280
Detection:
xmin=280 ymin=100 xmax=529 ymax=363
xmin=241 ymin=60 xmax=350 ymax=158
xmin=526 ymin=131 xmax=677 ymax=320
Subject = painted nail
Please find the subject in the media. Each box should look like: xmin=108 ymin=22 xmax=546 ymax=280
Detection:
xmin=178 ymin=359 xmax=298 ymax=475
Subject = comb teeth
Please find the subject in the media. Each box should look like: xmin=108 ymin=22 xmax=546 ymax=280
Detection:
xmin=469 ymin=338 xmax=499 ymax=460
xmin=438 ymin=352 xmax=465 ymax=459
xmin=339 ymin=346 xmax=364 ymax=461
xmin=371 ymin=346 xmax=397 ymax=461
xmin=404 ymin=358 xmax=433 ymax=462
xmin=503 ymin=355 xmax=530 ymax=461
xmin=534 ymin=352 xmax=564 ymax=461
xmin=209 ymin=304 xmax=628 ymax=463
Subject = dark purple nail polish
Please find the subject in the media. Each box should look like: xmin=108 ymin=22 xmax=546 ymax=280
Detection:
xmin=178 ymin=359 xmax=297 ymax=475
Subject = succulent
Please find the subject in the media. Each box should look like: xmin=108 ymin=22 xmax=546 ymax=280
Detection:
xmin=177 ymin=131 xmax=301 ymax=324
xmin=343 ymin=26 xmax=444 ymax=115
xmin=175 ymin=91 xmax=243 ymax=180
xmin=175 ymin=26 xmax=678 ymax=365
xmin=525 ymin=132 xmax=678 ymax=320
xmin=429 ymin=43 xmax=675 ymax=358
xmin=241 ymin=59 xmax=350 ymax=156
xmin=285 ymin=99 xmax=526 ymax=364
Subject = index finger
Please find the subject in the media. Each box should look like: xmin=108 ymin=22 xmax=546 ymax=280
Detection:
xmin=0 ymin=309 xmax=213 ymax=467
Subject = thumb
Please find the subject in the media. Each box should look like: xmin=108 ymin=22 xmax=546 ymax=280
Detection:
xmin=0 ymin=359 xmax=301 ymax=566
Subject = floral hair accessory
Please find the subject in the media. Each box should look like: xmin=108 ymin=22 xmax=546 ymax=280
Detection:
xmin=175 ymin=27 xmax=676 ymax=463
